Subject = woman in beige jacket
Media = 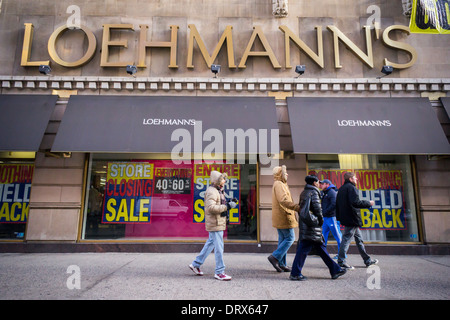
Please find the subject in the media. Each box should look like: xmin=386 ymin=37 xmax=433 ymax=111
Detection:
xmin=268 ymin=165 xmax=300 ymax=272
xmin=189 ymin=170 xmax=237 ymax=281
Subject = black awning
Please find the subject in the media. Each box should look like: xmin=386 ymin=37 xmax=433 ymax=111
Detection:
xmin=52 ymin=95 xmax=278 ymax=153
xmin=440 ymin=97 xmax=450 ymax=119
xmin=287 ymin=97 xmax=450 ymax=154
xmin=0 ymin=94 xmax=57 ymax=152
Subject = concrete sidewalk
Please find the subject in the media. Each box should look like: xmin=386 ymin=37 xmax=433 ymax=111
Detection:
xmin=0 ymin=252 xmax=448 ymax=300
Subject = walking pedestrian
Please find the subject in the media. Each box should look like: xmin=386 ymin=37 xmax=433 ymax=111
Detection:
xmin=290 ymin=175 xmax=347 ymax=281
xmin=268 ymin=165 xmax=300 ymax=272
xmin=189 ymin=170 xmax=237 ymax=281
xmin=336 ymin=172 xmax=378 ymax=269
xmin=319 ymin=179 xmax=342 ymax=257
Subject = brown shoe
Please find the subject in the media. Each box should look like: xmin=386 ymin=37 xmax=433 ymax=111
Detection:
xmin=280 ymin=265 xmax=291 ymax=272
xmin=268 ymin=255 xmax=282 ymax=272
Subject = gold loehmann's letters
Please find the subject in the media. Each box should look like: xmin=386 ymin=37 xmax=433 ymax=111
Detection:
xmin=21 ymin=22 xmax=417 ymax=71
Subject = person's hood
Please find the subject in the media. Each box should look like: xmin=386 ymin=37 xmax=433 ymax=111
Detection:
xmin=272 ymin=165 xmax=287 ymax=183
xmin=210 ymin=170 xmax=227 ymax=186
xmin=326 ymin=183 xmax=337 ymax=191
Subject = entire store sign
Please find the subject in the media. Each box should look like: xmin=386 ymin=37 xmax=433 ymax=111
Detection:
xmin=308 ymin=169 xmax=407 ymax=230
xmin=102 ymin=161 xmax=241 ymax=237
xmin=193 ymin=163 xmax=240 ymax=225
xmin=20 ymin=21 xmax=417 ymax=71
xmin=0 ymin=164 xmax=33 ymax=223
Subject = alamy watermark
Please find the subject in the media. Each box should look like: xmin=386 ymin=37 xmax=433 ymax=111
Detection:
xmin=366 ymin=265 xmax=381 ymax=290
xmin=366 ymin=4 xmax=381 ymax=38
xmin=170 ymin=121 xmax=280 ymax=175
xmin=66 ymin=265 xmax=81 ymax=290
xmin=66 ymin=5 xmax=81 ymax=29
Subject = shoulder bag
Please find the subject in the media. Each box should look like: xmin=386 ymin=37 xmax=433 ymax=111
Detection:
xmin=299 ymin=194 xmax=318 ymax=227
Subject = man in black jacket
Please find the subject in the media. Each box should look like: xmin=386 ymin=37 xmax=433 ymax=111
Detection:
xmin=336 ymin=172 xmax=378 ymax=269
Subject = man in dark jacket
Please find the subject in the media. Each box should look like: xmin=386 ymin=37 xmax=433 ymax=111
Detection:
xmin=289 ymin=175 xmax=346 ymax=281
xmin=336 ymin=172 xmax=378 ymax=269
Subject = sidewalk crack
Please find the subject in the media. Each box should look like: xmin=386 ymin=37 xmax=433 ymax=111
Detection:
xmin=80 ymin=257 xmax=137 ymax=295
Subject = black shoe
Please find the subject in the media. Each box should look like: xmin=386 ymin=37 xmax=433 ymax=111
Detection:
xmin=365 ymin=259 xmax=379 ymax=267
xmin=268 ymin=255 xmax=282 ymax=272
xmin=289 ymin=274 xmax=307 ymax=281
xmin=331 ymin=268 xmax=347 ymax=280
xmin=280 ymin=265 xmax=291 ymax=272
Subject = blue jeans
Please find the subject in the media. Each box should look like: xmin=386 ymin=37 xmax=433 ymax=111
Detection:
xmin=192 ymin=231 xmax=225 ymax=274
xmin=322 ymin=217 xmax=342 ymax=249
xmin=272 ymin=228 xmax=295 ymax=267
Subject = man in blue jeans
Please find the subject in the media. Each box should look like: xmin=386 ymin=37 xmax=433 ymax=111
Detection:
xmin=319 ymin=179 xmax=342 ymax=257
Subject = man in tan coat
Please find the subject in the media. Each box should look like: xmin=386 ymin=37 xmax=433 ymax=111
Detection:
xmin=189 ymin=170 xmax=237 ymax=281
xmin=268 ymin=165 xmax=300 ymax=272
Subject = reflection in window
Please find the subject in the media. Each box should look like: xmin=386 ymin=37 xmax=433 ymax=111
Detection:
xmin=307 ymin=154 xmax=419 ymax=242
xmin=83 ymin=156 xmax=258 ymax=241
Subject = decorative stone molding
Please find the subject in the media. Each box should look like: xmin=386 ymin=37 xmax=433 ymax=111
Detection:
xmin=0 ymin=75 xmax=449 ymax=96
xmin=273 ymin=0 xmax=288 ymax=18
xmin=402 ymin=0 xmax=413 ymax=17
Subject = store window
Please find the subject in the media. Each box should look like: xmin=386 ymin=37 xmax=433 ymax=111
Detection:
xmin=82 ymin=154 xmax=258 ymax=241
xmin=0 ymin=153 xmax=35 ymax=240
xmin=307 ymin=154 xmax=420 ymax=243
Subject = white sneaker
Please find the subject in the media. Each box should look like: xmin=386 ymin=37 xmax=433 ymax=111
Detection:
xmin=338 ymin=262 xmax=355 ymax=270
xmin=214 ymin=273 xmax=232 ymax=281
xmin=189 ymin=264 xmax=204 ymax=276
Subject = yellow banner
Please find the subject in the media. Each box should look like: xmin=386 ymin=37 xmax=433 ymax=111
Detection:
xmin=409 ymin=0 xmax=450 ymax=34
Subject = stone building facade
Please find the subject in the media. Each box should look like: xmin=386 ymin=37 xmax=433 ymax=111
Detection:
xmin=0 ymin=0 xmax=448 ymax=253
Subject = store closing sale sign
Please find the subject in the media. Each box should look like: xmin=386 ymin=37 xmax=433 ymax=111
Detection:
xmin=101 ymin=161 xmax=241 ymax=238
xmin=103 ymin=162 xmax=154 ymax=223
xmin=0 ymin=164 xmax=33 ymax=223
xmin=309 ymin=169 xmax=406 ymax=230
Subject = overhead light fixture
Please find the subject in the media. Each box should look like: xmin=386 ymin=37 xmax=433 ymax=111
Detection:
xmin=377 ymin=65 xmax=393 ymax=79
xmin=126 ymin=65 xmax=137 ymax=77
xmin=295 ymin=65 xmax=305 ymax=77
xmin=39 ymin=65 xmax=52 ymax=75
xmin=211 ymin=64 xmax=221 ymax=78
xmin=44 ymin=150 xmax=72 ymax=159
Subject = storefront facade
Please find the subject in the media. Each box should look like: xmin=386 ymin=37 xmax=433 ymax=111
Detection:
xmin=0 ymin=0 xmax=449 ymax=253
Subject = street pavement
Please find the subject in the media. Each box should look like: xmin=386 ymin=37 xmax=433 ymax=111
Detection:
xmin=0 ymin=252 xmax=448 ymax=301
